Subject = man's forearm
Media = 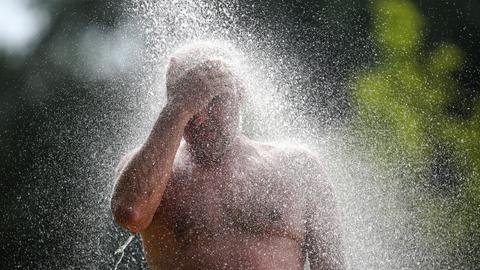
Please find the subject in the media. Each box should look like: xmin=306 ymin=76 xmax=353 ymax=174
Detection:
xmin=111 ymin=104 xmax=191 ymax=232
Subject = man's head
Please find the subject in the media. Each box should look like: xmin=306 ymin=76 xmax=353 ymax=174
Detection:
xmin=166 ymin=41 xmax=245 ymax=164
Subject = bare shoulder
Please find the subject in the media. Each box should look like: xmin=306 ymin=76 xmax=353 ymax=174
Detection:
xmin=248 ymin=139 xmax=333 ymax=201
xmin=249 ymin=139 xmax=323 ymax=170
xmin=247 ymin=139 xmax=328 ymax=184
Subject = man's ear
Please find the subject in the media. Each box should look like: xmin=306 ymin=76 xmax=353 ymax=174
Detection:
xmin=166 ymin=57 xmax=186 ymax=88
xmin=237 ymin=91 xmax=245 ymax=105
xmin=167 ymin=57 xmax=180 ymax=73
xmin=171 ymin=56 xmax=181 ymax=65
xmin=235 ymin=79 xmax=247 ymax=104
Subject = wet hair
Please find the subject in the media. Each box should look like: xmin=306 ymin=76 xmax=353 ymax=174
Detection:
xmin=166 ymin=40 xmax=244 ymax=97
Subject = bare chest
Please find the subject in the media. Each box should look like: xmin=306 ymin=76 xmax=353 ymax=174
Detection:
xmin=169 ymin=164 xmax=305 ymax=243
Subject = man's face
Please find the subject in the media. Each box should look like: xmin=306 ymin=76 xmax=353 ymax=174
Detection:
xmin=183 ymin=95 xmax=240 ymax=163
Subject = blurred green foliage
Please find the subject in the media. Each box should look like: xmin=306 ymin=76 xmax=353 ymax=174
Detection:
xmin=351 ymin=0 xmax=479 ymax=260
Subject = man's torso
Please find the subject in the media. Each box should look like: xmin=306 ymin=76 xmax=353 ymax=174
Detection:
xmin=141 ymin=139 xmax=311 ymax=270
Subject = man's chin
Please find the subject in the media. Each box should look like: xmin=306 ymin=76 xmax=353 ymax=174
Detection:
xmin=191 ymin=144 xmax=227 ymax=164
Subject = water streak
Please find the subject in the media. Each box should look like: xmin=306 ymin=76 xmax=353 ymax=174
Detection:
xmin=113 ymin=234 xmax=135 ymax=270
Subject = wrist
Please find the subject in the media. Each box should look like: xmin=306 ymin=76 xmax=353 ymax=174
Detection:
xmin=164 ymin=102 xmax=193 ymax=122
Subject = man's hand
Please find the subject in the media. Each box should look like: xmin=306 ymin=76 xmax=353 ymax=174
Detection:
xmin=166 ymin=59 xmax=239 ymax=116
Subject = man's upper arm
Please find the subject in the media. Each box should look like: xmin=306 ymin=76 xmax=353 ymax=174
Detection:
xmin=302 ymin=154 xmax=346 ymax=270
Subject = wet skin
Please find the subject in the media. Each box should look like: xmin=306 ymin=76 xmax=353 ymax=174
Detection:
xmin=111 ymin=48 xmax=345 ymax=269
xmin=142 ymin=137 xmax=309 ymax=270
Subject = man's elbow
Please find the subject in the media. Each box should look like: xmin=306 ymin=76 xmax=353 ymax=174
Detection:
xmin=111 ymin=200 xmax=150 ymax=233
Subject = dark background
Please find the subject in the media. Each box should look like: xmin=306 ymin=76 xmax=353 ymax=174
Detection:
xmin=1 ymin=0 xmax=479 ymax=269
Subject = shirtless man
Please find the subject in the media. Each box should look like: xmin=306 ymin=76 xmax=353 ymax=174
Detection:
xmin=111 ymin=43 xmax=346 ymax=270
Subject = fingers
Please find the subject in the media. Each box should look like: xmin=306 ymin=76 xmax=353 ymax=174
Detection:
xmin=197 ymin=60 xmax=233 ymax=79
xmin=167 ymin=59 xmax=238 ymax=114
xmin=190 ymin=60 xmax=237 ymax=96
xmin=208 ymin=76 xmax=236 ymax=96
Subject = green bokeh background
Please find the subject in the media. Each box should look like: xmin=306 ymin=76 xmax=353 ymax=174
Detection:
xmin=351 ymin=0 xmax=479 ymax=266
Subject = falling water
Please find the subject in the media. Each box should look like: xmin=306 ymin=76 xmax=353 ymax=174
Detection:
xmin=105 ymin=0 xmax=476 ymax=269
xmin=114 ymin=234 xmax=135 ymax=270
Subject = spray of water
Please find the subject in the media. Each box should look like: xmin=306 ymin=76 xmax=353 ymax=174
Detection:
xmin=113 ymin=234 xmax=135 ymax=270
xmin=106 ymin=0 xmax=463 ymax=269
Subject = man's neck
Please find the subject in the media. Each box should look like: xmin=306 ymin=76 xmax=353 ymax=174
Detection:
xmin=189 ymin=135 xmax=244 ymax=169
